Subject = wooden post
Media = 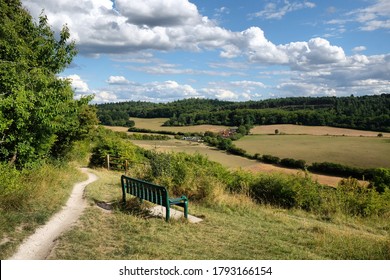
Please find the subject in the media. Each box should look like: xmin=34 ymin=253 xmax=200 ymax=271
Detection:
xmin=106 ymin=154 xmax=110 ymax=170
xmin=125 ymin=160 xmax=128 ymax=175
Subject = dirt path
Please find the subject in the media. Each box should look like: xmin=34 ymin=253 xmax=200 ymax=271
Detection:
xmin=9 ymin=168 xmax=98 ymax=260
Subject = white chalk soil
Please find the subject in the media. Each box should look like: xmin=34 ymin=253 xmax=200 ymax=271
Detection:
xmin=9 ymin=168 xmax=98 ymax=260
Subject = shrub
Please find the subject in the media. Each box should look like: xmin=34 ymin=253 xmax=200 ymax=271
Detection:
xmin=308 ymin=162 xmax=366 ymax=179
xmin=143 ymin=151 xmax=230 ymax=201
xmin=89 ymin=128 xmax=145 ymax=168
xmin=336 ymin=178 xmax=389 ymax=217
xmin=369 ymin=168 xmax=390 ymax=192
xmin=249 ymin=174 xmax=296 ymax=208
xmin=280 ymin=158 xmax=307 ymax=169
xmin=0 ymin=163 xmax=24 ymax=210
xmin=261 ymin=154 xmax=281 ymax=164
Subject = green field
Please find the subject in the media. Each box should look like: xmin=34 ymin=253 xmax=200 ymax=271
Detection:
xmin=131 ymin=139 xmax=257 ymax=169
xmin=130 ymin=117 xmax=229 ymax=133
xmin=108 ymin=119 xmax=390 ymax=171
xmin=236 ymin=135 xmax=390 ymax=168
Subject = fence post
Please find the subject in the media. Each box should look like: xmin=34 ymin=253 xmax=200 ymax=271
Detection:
xmin=125 ymin=160 xmax=128 ymax=175
xmin=106 ymin=154 xmax=110 ymax=170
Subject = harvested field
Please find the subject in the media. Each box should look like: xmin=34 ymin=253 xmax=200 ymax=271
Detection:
xmin=236 ymin=134 xmax=390 ymax=168
xmin=131 ymin=139 xmax=352 ymax=187
xmin=130 ymin=117 xmax=229 ymax=134
xmin=251 ymin=124 xmax=390 ymax=137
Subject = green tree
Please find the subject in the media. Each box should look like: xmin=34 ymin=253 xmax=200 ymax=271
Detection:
xmin=0 ymin=0 xmax=97 ymax=167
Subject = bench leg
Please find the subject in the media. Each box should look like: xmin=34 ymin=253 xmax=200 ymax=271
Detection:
xmin=121 ymin=185 xmax=126 ymax=207
xmin=166 ymin=206 xmax=170 ymax=222
xmin=183 ymin=200 xmax=188 ymax=219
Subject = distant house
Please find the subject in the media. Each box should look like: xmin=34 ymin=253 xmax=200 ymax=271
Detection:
xmin=182 ymin=136 xmax=203 ymax=142
xmin=219 ymin=127 xmax=238 ymax=138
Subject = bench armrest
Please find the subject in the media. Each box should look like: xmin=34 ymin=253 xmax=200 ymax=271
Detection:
xmin=169 ymin=196 xmax=188 ymax=204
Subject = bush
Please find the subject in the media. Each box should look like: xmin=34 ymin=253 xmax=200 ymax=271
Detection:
xmin=143 ymin=151 xmax=230 ymax=201
xmin=308 ymin=162 xmax=366 ymax=179
xmin=369 ymin=168 xmax=390 ymax=192
xmin=89 ymin=128 xmax=145 ymax=168
xmin=280 ymin=158 xmax=307 ymax=169
xmin=249 ymin=174 xmax=296 ymax=208
xmin=0 ymin=163 xmax=24 ymax=210
xmin=336 ymin=178 xmax=390 ymax=217
xmin=261 ymin=154 xmax=281 ymax=164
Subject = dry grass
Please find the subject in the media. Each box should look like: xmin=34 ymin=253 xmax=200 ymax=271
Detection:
xmin=47 ymin=169 xmax=390 ymax=260
xmin=0 ymin=164 xmax=86 ymax=259
xmin=130 ymin=117 xmax=230 ymax=133
xmin=236 ymin=134 xmax=390 ymax=168
xmin=251 ymin=124 xmax=390 ymax=137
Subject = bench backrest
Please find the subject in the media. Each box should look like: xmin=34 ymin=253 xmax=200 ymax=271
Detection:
xmin=121 ymin=175 xmax=169 ymax=207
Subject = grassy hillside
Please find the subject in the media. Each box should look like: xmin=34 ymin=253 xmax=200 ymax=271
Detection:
xmin=0 ymin=163 xmax=86 ymax=259
xmin=3 ymin=128 xmax=390 ymax=260
xmin=48 ymin=169 xmax=390 ymax=260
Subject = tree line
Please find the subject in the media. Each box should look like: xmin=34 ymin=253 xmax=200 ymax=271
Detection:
xmin=97 ymin=95 xmax=390 ymax=132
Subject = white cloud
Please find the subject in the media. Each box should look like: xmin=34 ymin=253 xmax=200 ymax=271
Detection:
xmin=201 ymin=88 xmax=239 ymax=100
xmin=116 ymin=0 xmax=200 ymax=27
xmin=92 ymin=91 xmax=118 ymax=103
xmin=106 ymin=76 xmax=130 ymax=85
xmin=327 ymin=0 xmax=390 ymax=31
xmin=22 ymin=0 xmax=348 ymax=70
xmin=100 ymin=80 xmax=200 ymax=102
xmin=350 ymin=0 xmax=390 ymax=31
xmin=64 ymin=74 xmax=90 ymax=93
xmin=241 ymin=27 xmax=290 ymax=64
xmin=352 ymin=46 xmax=367 ymax=53
xmin=230 ymin=81 xmax=266 ymax=88
xmin=23 ymin=1 xmax=390 ymax=102
xmin=253 ymin=1 xmax=316 ymax=20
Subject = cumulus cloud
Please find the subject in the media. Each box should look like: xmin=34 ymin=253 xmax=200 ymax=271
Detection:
xmin=22 ymin=0 xmax=232 ymax=54
xmin=99 ymin=79 xmax=201 ymax=102
xmin=22 ymin=0 xmax=348 ymax=68
xmin=23 ymin=0 xmax=390 ymax=101
xmin=93 ymin=91 xmax=118 ymax=103
xmin=106 ymin=76 xmax=130 ymax=85
xmin=275 ymin=53 xmax=390 ymax=97
xmin=64 ymin=74 xmax=90 ymax=93
xmin=116 ymin=0 xmax=200 ymax=27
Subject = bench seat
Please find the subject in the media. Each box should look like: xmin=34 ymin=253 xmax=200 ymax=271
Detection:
xmin=121 ymin=175 xmax=188 ymax=221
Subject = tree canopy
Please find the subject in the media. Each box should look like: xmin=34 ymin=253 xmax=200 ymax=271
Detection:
xmin=97 ymin=94 xmax=390 ymax=132
xmin=0 ymin=0 xmax=97 ymax=167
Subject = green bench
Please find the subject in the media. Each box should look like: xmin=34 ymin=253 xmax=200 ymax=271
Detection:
xmin=121 ymin=175 xmax=188 ymax=222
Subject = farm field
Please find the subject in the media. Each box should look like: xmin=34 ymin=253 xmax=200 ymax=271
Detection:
xmin=130 ymin=139 xmax=350 ymax=186
xmin=236 ymin=134 xmax=390 ymax=169
xmin=131 ymin=139 xmax=254 ymax=169
xmin=250 ymin=124 xmax=390 ymax=137
xmin=129 ymin=117 xmax=230 ymax=133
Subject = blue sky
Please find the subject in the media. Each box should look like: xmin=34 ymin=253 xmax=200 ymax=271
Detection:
xmin=22 ymin=0 xmax=390 ymax=103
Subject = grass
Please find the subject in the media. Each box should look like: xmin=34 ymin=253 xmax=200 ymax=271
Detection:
xmin=0 ymin=163 xmax=86 ymax=259
xmin=47 ymin=169 xmax=390 ymax=260
xmin=107 ymin=119 xmax=390 ymax=169
xmin=131 ymin=139 xmax=256 ymax=169
xmin=250 ymin=124 xmax=390 ymax=137
xmin=130 ymin=117 xmax=230 ymax=134
xmin=236 ymin=134 xmax=390 ymax=169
